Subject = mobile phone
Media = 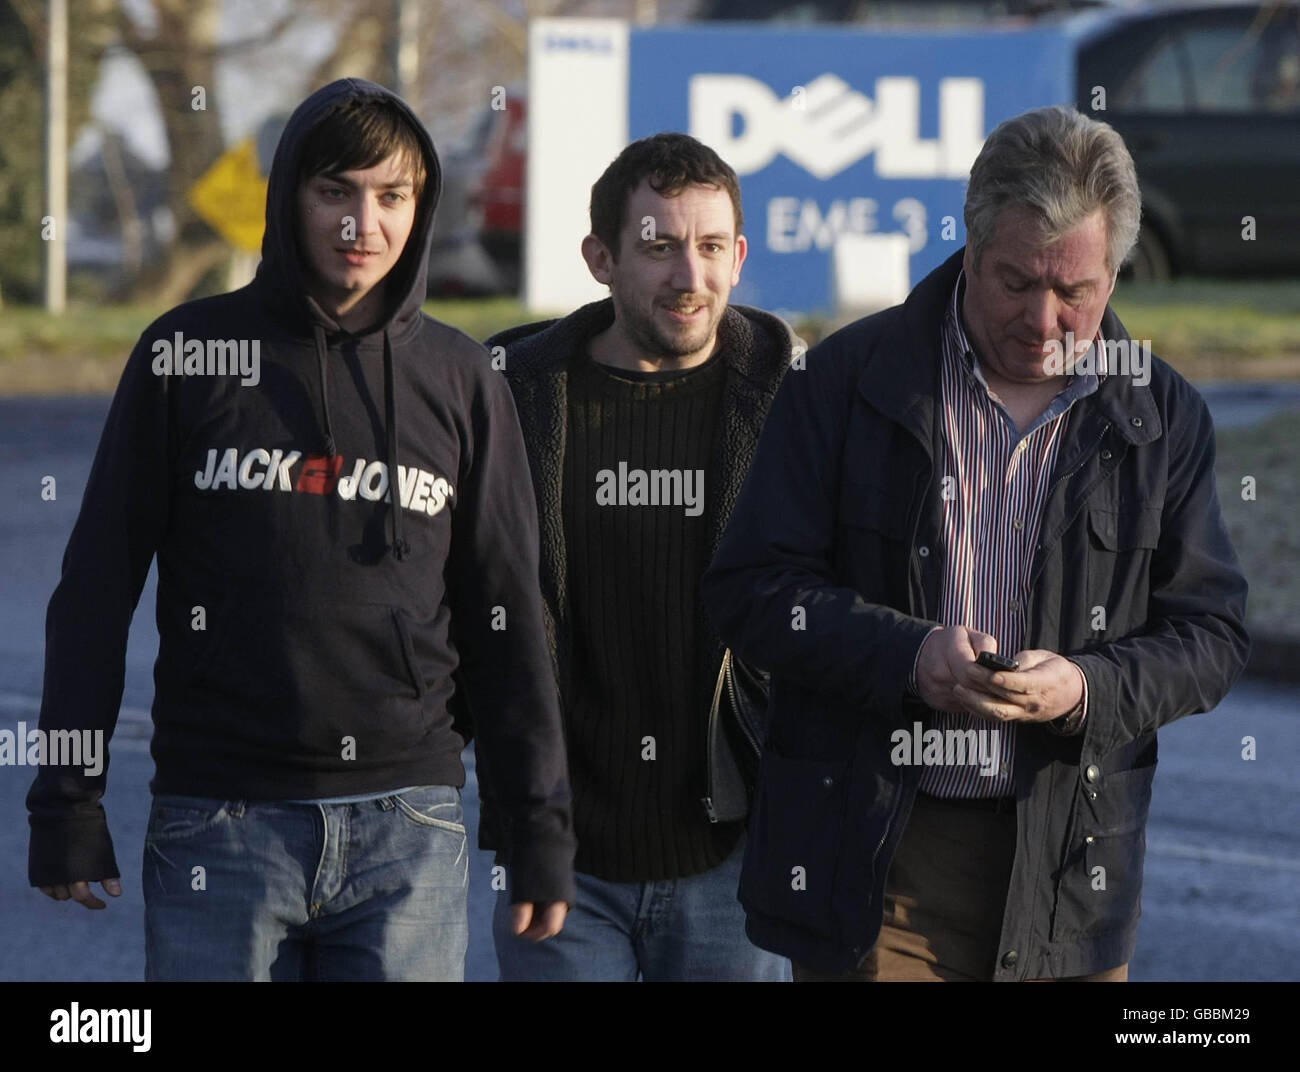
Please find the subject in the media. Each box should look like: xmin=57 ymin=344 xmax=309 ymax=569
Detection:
xmin=976 ymin=651 xmax=1019 ymax=672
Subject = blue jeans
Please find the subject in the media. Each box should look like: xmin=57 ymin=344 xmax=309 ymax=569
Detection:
xmin=492 ymin=833 xmax=790 ymax=981
xmin=142 ymin=787 xmax=468 ymax=981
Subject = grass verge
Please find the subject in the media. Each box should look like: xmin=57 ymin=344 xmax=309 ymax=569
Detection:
xmin=1214 ymin=409 xmax=1300 ymax=640
xmin=0 ymin=299 xmax=536 ymax=395
xmin=4 ymin=281 xmax=1300 ymax=394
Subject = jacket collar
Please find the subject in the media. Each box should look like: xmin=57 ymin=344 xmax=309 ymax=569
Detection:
xmin=853 ymin=248 xmax=960 ymax=445
xmin=1092 ymin=306 xmax=1162 ymax=445
xmin=858 ymin=247 xmax=1163 ymax=450
xmin=501 ymin=297 xmax=793 ymax=381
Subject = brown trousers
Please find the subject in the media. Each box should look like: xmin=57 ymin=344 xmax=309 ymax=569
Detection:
xmin=794 ymin=791 xmax=1128 ymax=982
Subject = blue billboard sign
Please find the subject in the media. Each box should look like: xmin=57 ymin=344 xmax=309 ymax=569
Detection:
xmin=527 ymin=19 xmax=1080 ymax=315
xmin=629 ymin=26 xmax=1078 ymax=313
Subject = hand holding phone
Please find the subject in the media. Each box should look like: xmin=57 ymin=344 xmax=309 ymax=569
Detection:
xmin=975 ymin=651 xmax=1019 ymax=672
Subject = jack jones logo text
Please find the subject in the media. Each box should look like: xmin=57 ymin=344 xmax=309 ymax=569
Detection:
xmin=194 ymin=447 xmax=454 ymax=517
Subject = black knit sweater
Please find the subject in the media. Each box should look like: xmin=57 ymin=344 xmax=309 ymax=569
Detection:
xmin=562 ymin=349 xmax=729 ymax=880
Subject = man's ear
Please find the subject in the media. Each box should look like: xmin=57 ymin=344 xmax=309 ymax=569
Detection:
xmin=731 ymin=233 xmax=749 ymax=286
xmin=582 ymin=234 xmax=614 ymax=286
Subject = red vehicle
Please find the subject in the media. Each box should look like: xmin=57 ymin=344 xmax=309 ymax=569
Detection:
xmin=427 ymin=93 xmax=526 ymax=296
xmin=474 ymin=93 xmax=526 ymax=258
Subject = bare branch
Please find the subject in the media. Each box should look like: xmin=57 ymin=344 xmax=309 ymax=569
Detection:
xmin=304 ymin=0 xmax=389 ymax=88
xmin=211 ymin=10 xmax=300 ymax=58
xmin=476 ymin=2 xmax=528 ymax=59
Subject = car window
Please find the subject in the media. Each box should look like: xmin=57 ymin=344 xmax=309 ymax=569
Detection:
xmin=1255 ymin=19 xmax=1300 ymax=111
xmin=1116 ymin=34 xmax=1188 ymax=112
xmin=1182 ymin=23 xmax=1271 ymax=111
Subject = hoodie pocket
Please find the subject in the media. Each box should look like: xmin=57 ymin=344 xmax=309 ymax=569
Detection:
xmin=186 ymin=597 xmax=430 ymax=706
xmin=391 ymin=607 xmax=427 ymax=698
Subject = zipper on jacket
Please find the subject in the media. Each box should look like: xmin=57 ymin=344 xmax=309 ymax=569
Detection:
xmin=701 ymin=650 xmax=730 ymax=824
xmin=1055 ymin=421 xmax=1112 ymax=495
xmin=724 ymin=650 xmax=762 ymax=755
xmin=1028 ymin=421 xmax=1111 ymax=593
xmin=870 ymin=777 xmax=906 ymax=886
xmin=906 ymin=467 xmax=934 ymax=619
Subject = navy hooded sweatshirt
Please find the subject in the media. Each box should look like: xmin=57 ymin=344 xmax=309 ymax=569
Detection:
xmin=27 ymin=79 xmax=577 ymax=907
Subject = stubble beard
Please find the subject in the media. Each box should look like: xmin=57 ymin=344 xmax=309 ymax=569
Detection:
xmin=624 ymin=297 xmax=723 ymax=361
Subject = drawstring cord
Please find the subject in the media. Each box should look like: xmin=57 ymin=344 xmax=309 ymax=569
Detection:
xmin=383 ymin=330 xmax=410 ymax=561
xmin=313 ymin=323 xmax=338 ymax=458
xmin=315 ymin=321 xmax=407 ymax=561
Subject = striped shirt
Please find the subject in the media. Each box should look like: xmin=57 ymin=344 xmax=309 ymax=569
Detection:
xmin=916 ymin=271 xmax=1103 ymax=798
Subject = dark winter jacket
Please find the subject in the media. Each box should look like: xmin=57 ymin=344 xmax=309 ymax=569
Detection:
xmin=702 ymin=248 xmax=1250 ymax=978
xmin=482 ymin=299 xmax=799 ymax=851
xmin=27 ymin=78 xmax=576 ymax=907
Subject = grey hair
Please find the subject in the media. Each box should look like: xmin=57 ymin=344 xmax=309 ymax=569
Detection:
xmin=963 ymin=106 xmax=1141 ymax=276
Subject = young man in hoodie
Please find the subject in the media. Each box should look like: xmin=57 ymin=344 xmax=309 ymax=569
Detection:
xmin=27 ymin=79 xmax=575 ymax=981
xmin=486 ymin=133 xmax=795 ymax=981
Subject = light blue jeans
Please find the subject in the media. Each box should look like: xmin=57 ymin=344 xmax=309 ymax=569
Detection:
xmin=492 ymin=833 xmax=791 ymax=981
xmin=142 ymin=786 xmax=468 ymax=981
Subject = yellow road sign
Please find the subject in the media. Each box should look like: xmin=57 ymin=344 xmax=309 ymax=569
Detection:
xmin=188 ymin=137 xmax=268 ymax=253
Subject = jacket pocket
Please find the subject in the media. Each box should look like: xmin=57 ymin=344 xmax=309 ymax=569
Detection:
xmin=1087 ymin=505 xmax=1161 ymax=551
xmin=739 ymin=745 xmax=851 ymax=942
xmin=1050 ymin=759 xmax=1156 ymax=942
xmin=1085 ymin=505 xmax=1161 ymax=631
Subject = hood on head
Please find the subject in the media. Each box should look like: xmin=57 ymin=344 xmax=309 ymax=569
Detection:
xmin=254 ymin=78 xmax=443 ymax=337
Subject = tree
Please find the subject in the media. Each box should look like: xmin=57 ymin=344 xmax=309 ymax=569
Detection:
xmin=0 ymin=0 xmax=114 ymax=304
xmin=115 ymin=0 xmax=267 ymax=305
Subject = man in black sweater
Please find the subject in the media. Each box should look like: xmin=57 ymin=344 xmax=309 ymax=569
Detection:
xmin=487 ymin=133 xmax=795 ymax=980
xmin=27 ymin=80 xmax=575 ymax=981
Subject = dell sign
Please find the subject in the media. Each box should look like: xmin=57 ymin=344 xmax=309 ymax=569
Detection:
xmin=527 ymin=19 xmax=1077 ymax=314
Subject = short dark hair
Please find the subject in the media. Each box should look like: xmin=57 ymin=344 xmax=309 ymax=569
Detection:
xmin=589 ymin=132 xmax=743 ymax=259
xmin=296 ymin=95 xmax=427 ymax=198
